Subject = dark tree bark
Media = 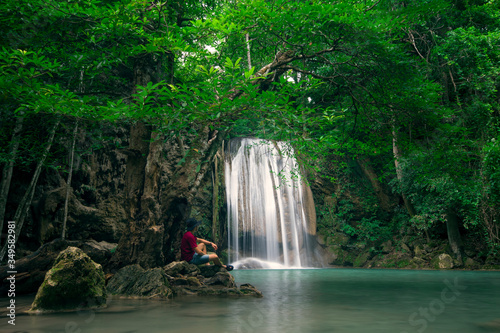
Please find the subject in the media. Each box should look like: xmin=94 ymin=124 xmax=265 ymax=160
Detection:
xmin=107 ymin=121 xmax=164 ymax=270
xmin=107 ymin=53 xmax=164 ymax=271
xmin=62 ymin=120 xmax=79 ymax=240
xmin=0 ymin=117 xmax=60 ymax=261
xmin=0 ymin=112 xmax=24 ymax=245
xmin=446 ymin=207 xmax=465 ymax=262
xmin=356 ymin=157 xmax=393 ymax=212
xmin=392 ymin=127 xmax=417 ymax=217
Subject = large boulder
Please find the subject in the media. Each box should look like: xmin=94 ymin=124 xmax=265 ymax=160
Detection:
xmin=79 ymin=239 xmax=117 ymax=264
xmin=107 ymin=264 xmax=172 ymax=298
xmin=432 ymin=253 xmax=454 ymax=269
xmin=30 ymin=247 xmax=106 ymax=312
xmin=0 ymin=239 xmax=117 ymax=296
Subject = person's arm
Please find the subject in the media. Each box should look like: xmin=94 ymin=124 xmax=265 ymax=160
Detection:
xmin=196 ymin=238 xmax=218 ymax=250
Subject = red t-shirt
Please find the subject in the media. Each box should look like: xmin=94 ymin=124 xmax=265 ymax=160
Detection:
xmin=181 ymin=231 xmax=197 ymax=262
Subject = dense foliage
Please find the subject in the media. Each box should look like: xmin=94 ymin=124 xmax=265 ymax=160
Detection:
xmin=1 ymin=0 xmax=499 ymax=258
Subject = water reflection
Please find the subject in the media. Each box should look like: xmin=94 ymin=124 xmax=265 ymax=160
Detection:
xmin=1 ymin=269 xmax=499 ymax=333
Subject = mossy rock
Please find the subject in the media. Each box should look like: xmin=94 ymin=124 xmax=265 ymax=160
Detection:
xmin=204 ymin=272 xmax=236 ymax=288
xmin=395 ymin=259 xmax=411 ymax=268
xmin=408 ymin=257 xmax=427 ymax=269
xmin=353 ymin=252 xmax=371 ymax=267
xmin=164 ymin=261 xmax=200 ymax=277
xmin=431 ymin=253 xmax=454 ymax=269
xmin=464 ymin=258 xmax=480 ymax=269
xmin=485 ymin=253 xmax=500 ymax=266
xmin=30 ymin=247 xmax=106 ymax=312
xmin=380 ymin=240 xmax=393 ymax=254
xmin=414 ymin=245 xmax=425 ymax=257
xmin=329 ymin=247 xmax=354 ymax=266
xmin=483 ymin=264 xmax=500 ymax=270
xmin=327 ymin=233 xmax=350 ymax=246
xmin=199 ymin=265 xmax=228 ymax=278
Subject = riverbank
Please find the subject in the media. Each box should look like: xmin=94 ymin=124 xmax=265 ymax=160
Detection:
xmin=319 ymin=232 xmax=500 ymax=271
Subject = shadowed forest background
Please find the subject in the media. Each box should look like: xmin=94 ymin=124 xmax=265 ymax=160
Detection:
xmin=1 ymin=0 xmax=499 ymax=272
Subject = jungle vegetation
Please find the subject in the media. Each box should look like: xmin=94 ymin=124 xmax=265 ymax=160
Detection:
xmin=1 ymin=0 xmax=499 ymax=262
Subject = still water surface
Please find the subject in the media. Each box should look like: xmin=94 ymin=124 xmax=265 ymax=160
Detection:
xmin=1 ymin=268 xmax=499 ymax=333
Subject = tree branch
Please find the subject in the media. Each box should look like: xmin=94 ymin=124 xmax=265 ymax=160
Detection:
xmin=365 ymin=0 xmax=382 ymax=12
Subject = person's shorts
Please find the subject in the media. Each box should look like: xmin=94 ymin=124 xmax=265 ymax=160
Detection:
xmin=189 ymin=253 xmax=210 ymax=265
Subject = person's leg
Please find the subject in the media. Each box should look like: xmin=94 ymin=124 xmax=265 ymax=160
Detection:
xmin=194 ymin=243 xmax=209 ymax=265
xmin=208 ymin=253 xmax=226 ymax=267
xmin=196 ymin=243 xmax=207 ymax=255
xmin=190 ymin=253 xmax=210 ymax=265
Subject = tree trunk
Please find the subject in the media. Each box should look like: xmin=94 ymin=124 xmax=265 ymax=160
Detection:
xmin=445 ymin=206 xmax=465 ymax=262
xmin=211 ymin=149 xmax=223 ymax=244
xmin=107 ymin=53 xmax=166 ymax=271
xmin=107 ymin=121 xmax=159 ymax=270
xmin=0 ymin=112 xmax=24 ymax=246
xmin=356 ymin=157 xmax=392 ymax=212
xmin=0 ymin=117 xmax=60 ymax=261
xmin=62 ymin=120 xmax=79 ymax=240
xmin=245 ymin=33 xmax=252 ymax=70
xmin=392 ymin=128 xmax=417 ymax=217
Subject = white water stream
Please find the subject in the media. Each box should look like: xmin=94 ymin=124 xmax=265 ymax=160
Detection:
xmin=225 ymin=138 xmax=320 ymax=268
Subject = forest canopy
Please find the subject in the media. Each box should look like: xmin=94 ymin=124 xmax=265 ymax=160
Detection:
xmin=1 ymin=0 xmax=499 ymax=261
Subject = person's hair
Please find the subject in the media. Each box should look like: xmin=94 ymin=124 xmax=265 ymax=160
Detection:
xmin=186 ymin=218 xmax=200 ymax=231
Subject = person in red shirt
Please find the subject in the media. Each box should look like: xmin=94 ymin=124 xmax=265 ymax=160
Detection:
xmin=181 ymin=218 xmax=233 ymax=271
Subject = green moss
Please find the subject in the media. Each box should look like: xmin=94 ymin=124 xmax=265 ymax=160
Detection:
xmin=353 ymin=252 xmax=370 ymax=267
xmin=396 ymin=260 xmax=410 ymax=268
xmin=30 ymin=247 xmax=106 ymax=312
xmin=483 ymin=265 xmax=500 ymax=270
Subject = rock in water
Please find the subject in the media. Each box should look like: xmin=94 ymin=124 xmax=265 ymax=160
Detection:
xmin=107 ymin=264 xmax=173 ymax=298
xmin=163 ymin=262 xmax=263 ymax=297
xmin=30 ymin=247 xmax=106 ymax=312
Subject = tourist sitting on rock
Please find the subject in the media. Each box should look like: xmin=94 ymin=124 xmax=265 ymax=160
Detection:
xmin=181 ymin=218 xmax=233 ymax=271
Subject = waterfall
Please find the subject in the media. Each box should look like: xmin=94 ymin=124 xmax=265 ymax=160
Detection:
xmin=225 ymin=138 xmax=321 ymax=268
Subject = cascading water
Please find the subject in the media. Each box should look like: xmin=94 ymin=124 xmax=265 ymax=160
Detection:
xmin=225 ymin=138 xmax=324 ymax=269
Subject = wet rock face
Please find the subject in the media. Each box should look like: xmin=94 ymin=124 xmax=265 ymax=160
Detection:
xmin=107 ymin=264 xmax=172 ymax=298
xmin=106 ymin=262 xmax=261 ymax=299
xmin=30 ymin=247 xmax=106 ymax=312
xmin=163 ymin=261 xmax=262 ymax=297
xmin=164 ymin=260 xmax=200 ymax=277
xmin=30 ymin=125 xmax=129 ymax=245
xmin=204 ymin=272 xmax=237 ymax=288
